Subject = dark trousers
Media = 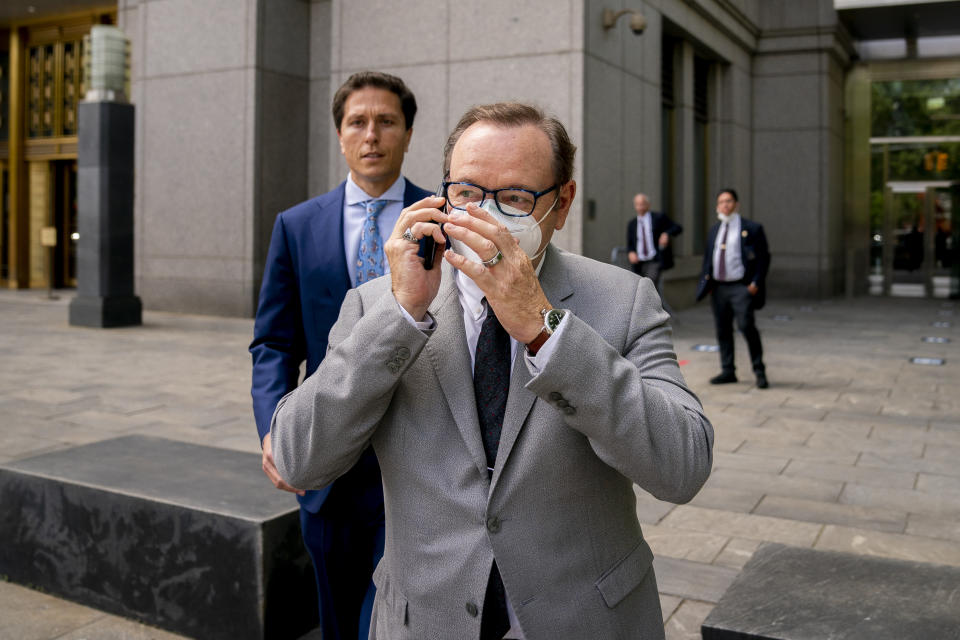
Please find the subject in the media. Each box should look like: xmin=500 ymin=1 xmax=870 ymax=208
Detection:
xmin=711 ymin=282 xmax=765 ymax=375
xmin=637 ymin=259 xmax=662 ymax=289
xmin=637 ymin=260 xmax=673 ymax=315
xmin=300 ymin=448 xmax=385 ymax=640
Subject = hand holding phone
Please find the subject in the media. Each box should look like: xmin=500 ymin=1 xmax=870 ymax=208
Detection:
xmin=417 ymin=185 xmax=446 ymax=269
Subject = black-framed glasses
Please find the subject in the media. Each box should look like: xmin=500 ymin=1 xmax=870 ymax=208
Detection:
xmin=441 ymin=181 xmax=558 ymax=217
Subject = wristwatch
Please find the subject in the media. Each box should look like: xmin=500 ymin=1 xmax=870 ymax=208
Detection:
xmin=526 ymin=308 xmax=566 ymax=356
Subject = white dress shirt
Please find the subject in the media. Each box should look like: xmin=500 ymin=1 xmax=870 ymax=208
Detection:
xmin=635 ymin=214 xmax=657 ymax=262
xmin=343 ymin=173 xmax=406 ymax=285
xmin=712 ymin=213 xmax=745 ymax=282
xmin=399 ymin=250 xmax=569 ymax=640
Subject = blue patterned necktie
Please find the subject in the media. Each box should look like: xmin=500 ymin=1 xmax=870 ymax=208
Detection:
xmin=355 ymin=199 xmax=389 ymax=287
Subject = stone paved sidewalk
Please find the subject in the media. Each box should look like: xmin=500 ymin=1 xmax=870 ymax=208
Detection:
xmin=1 ymin=289 xmax=957 ymax=640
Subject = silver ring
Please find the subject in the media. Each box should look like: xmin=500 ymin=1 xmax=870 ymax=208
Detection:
xmin=481 ymin=251 xmax=503 ymax=267
xmin=401 ymin=227 xmax=417 ymax=243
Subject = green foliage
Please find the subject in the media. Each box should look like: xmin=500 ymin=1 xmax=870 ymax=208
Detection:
xmin=872 ymin=79 xmax=960 ymax=138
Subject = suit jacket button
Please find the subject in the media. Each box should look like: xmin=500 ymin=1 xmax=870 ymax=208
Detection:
xmin=556 ymin=398 xmax=569 ymax=408
xmin=563 ymin=406 xmax=576 ymax=416
xmin=486 ymin=516 xmax=501 ymax=533
xmin=549 ymin=391 xmax=563 ymax=401
xmin=466 ymin=601 xmax=479 ymax=617
xmin=397 ymin=346 xmax=410 ymax=359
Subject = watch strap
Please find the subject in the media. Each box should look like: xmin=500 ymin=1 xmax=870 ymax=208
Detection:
xmin=527 ymin=308 xmax=566 ymax=356
xmin=526 ymin=329 xmax=550 ymax=356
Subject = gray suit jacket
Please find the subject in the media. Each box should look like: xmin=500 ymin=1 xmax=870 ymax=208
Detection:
xmin=272 ymin=245 xmax=714 ymax=640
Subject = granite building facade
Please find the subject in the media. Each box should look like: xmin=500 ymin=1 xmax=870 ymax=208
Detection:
xmin=1 ymin=0 xmax=958 ymax=315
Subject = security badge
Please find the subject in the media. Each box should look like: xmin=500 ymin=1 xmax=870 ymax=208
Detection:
xmin=720 ymin=232 xmax=747 ymax=250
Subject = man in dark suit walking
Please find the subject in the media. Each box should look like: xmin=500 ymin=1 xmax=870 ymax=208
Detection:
xmin=626 ymin=193 xmax=682 ymax=294
xmin=696 ymin=188 xmax=770 ymax=389
xmin=250 ymin=71 xmax=432 ymax=639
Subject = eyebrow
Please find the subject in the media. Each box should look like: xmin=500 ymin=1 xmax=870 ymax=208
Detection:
xmin=448 ymin=178 xmax=542 ymax=191
xmin=345 ymin=109 xmax=402 ymax=119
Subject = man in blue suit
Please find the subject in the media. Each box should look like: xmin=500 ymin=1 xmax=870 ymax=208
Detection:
xmin=250 ymin=71 xmax=432 ymax=640
xmin=695 ymin=188 xmax=770 ymax=389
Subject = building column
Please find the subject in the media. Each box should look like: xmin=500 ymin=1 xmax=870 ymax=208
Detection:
xmin=673 ymin=41 xmax=697 ymax=259
xmin=118 ymin=0 xmax=309 ymax=317
xmin=752 ymin=0 xmax=854 ymax=297
xmin=7 ymin=27 xmax=29 ymax=288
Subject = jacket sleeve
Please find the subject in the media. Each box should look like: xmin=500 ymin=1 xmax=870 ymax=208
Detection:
xmin=250 ymin=214 xmax=306 ymax=443
xmin=270 ymin=288 xmax=430 ymax=491
xmin=664 ymin=215 xmax=683 ymax=237
xmin=626 ymin=219 xmax=637 ymax=253
xmin=525 ymin=277 xmax=713 ymax=503
xmin=695 ymin=229 xmax=715 ymax=302
xmin=753 ymin=225 xmax=771 ymax=287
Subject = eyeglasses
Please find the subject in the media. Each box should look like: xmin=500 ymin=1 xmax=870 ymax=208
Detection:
xmin=441 ymin=181 xmax=559 ymax=218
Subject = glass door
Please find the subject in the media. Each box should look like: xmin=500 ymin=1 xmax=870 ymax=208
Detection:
xmin=870 ymin=77 xmax=960 ymax=297
xmin=883 ymin=182 xmax=958 ymax=297
xmin=886 ymin=187 xmax=926 ymax=296
xmin=52 ymin=159 xmax=77 ymax=287
xmin=0 ymin=163 xmax=8 ymax=284
xmin=931 ymin=186 xmax=955 ymax=297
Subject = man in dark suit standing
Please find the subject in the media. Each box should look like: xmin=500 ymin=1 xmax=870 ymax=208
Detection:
xmin=250 ymin=71 xmax=432 ymax=640
xmin=695 ymin=188 xmax=770 ymax=389
xmin=626 ymin=193 xmax=682 ymax=294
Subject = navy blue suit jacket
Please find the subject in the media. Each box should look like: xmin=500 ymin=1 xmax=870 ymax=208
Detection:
xmin=696 ymin=217 xmax=770 ymax=310
xmin=251 ymin=178 xmax=432 ymax=512
xmin=626 ymin=212 xmax=683 ymax=272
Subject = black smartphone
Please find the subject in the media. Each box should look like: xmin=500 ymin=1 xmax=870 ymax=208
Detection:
xmin=417 ymin=185 xmax=446 ymax=270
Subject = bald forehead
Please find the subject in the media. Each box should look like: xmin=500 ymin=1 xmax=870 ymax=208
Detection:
xmin=455 ymin=122 xmax=551 ymax=155
xmin=450 ymin=122 xmax=554 ymax=185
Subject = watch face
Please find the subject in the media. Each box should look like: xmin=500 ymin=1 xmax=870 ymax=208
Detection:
xmin=545 ymin=309 xmax=565 ymax=332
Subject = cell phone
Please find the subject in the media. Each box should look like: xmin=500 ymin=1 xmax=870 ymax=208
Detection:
xmin=417 ymin=185 xmax=446 ymax=270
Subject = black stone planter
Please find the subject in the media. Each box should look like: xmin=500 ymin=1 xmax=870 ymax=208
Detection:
xmin=0 ymin=436 xmax=317 ymax=640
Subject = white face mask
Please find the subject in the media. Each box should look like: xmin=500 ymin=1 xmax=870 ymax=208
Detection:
xmin=449 ymin=198 xmax=557 ymax=263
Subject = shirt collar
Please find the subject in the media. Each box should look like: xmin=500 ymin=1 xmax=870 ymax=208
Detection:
xmin=345 ymin=173 xmax=405 ymax=205
xmin=718 ymin=212 xmax=741 ymax=225
xmin=455 ymin=249 xmax=548 ymax=323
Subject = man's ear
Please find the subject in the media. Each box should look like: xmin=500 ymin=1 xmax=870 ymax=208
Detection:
xmin=404 ymin=128 xmax=413 ymax=152
xmin=552 ymin=181 xmax=577 ymax=231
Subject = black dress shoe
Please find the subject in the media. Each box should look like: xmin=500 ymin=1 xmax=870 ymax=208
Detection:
xmin=709 ymin=372 xmax=738 ymax=384
xmin=756 ymin=373 xmax=769 ymax=389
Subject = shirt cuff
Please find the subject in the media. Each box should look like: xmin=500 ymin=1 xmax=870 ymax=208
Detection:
xmin=524 ymin=311 xmax=571 ymax=373
xmin=397 ymin=299 xmax=436 ymax=331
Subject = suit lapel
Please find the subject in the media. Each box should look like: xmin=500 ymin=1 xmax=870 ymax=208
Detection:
xmin=424 ymin=263 xmax=490 ymax=479
xmin=739 ymin=219 xmax=752 ymax=263
xmin=309 ymin=182 xmax=352 ymax=296
xmin=402 ymin=177 xmax=430 ymax=207
xmin=425 ymin=249 xmax=576 ymax=485
xmin=705 ymin=223 xmax=719 ymax=276
xmin=492 ymin=246 xmax=575 ymax=487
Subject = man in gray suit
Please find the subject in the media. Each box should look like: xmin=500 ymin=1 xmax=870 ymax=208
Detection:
xmin=271 ymin=103 xmax=714 ymax=640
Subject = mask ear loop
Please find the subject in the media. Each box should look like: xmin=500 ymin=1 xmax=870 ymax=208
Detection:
xmin=527 ymin=193 xmax=561 ymax=262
